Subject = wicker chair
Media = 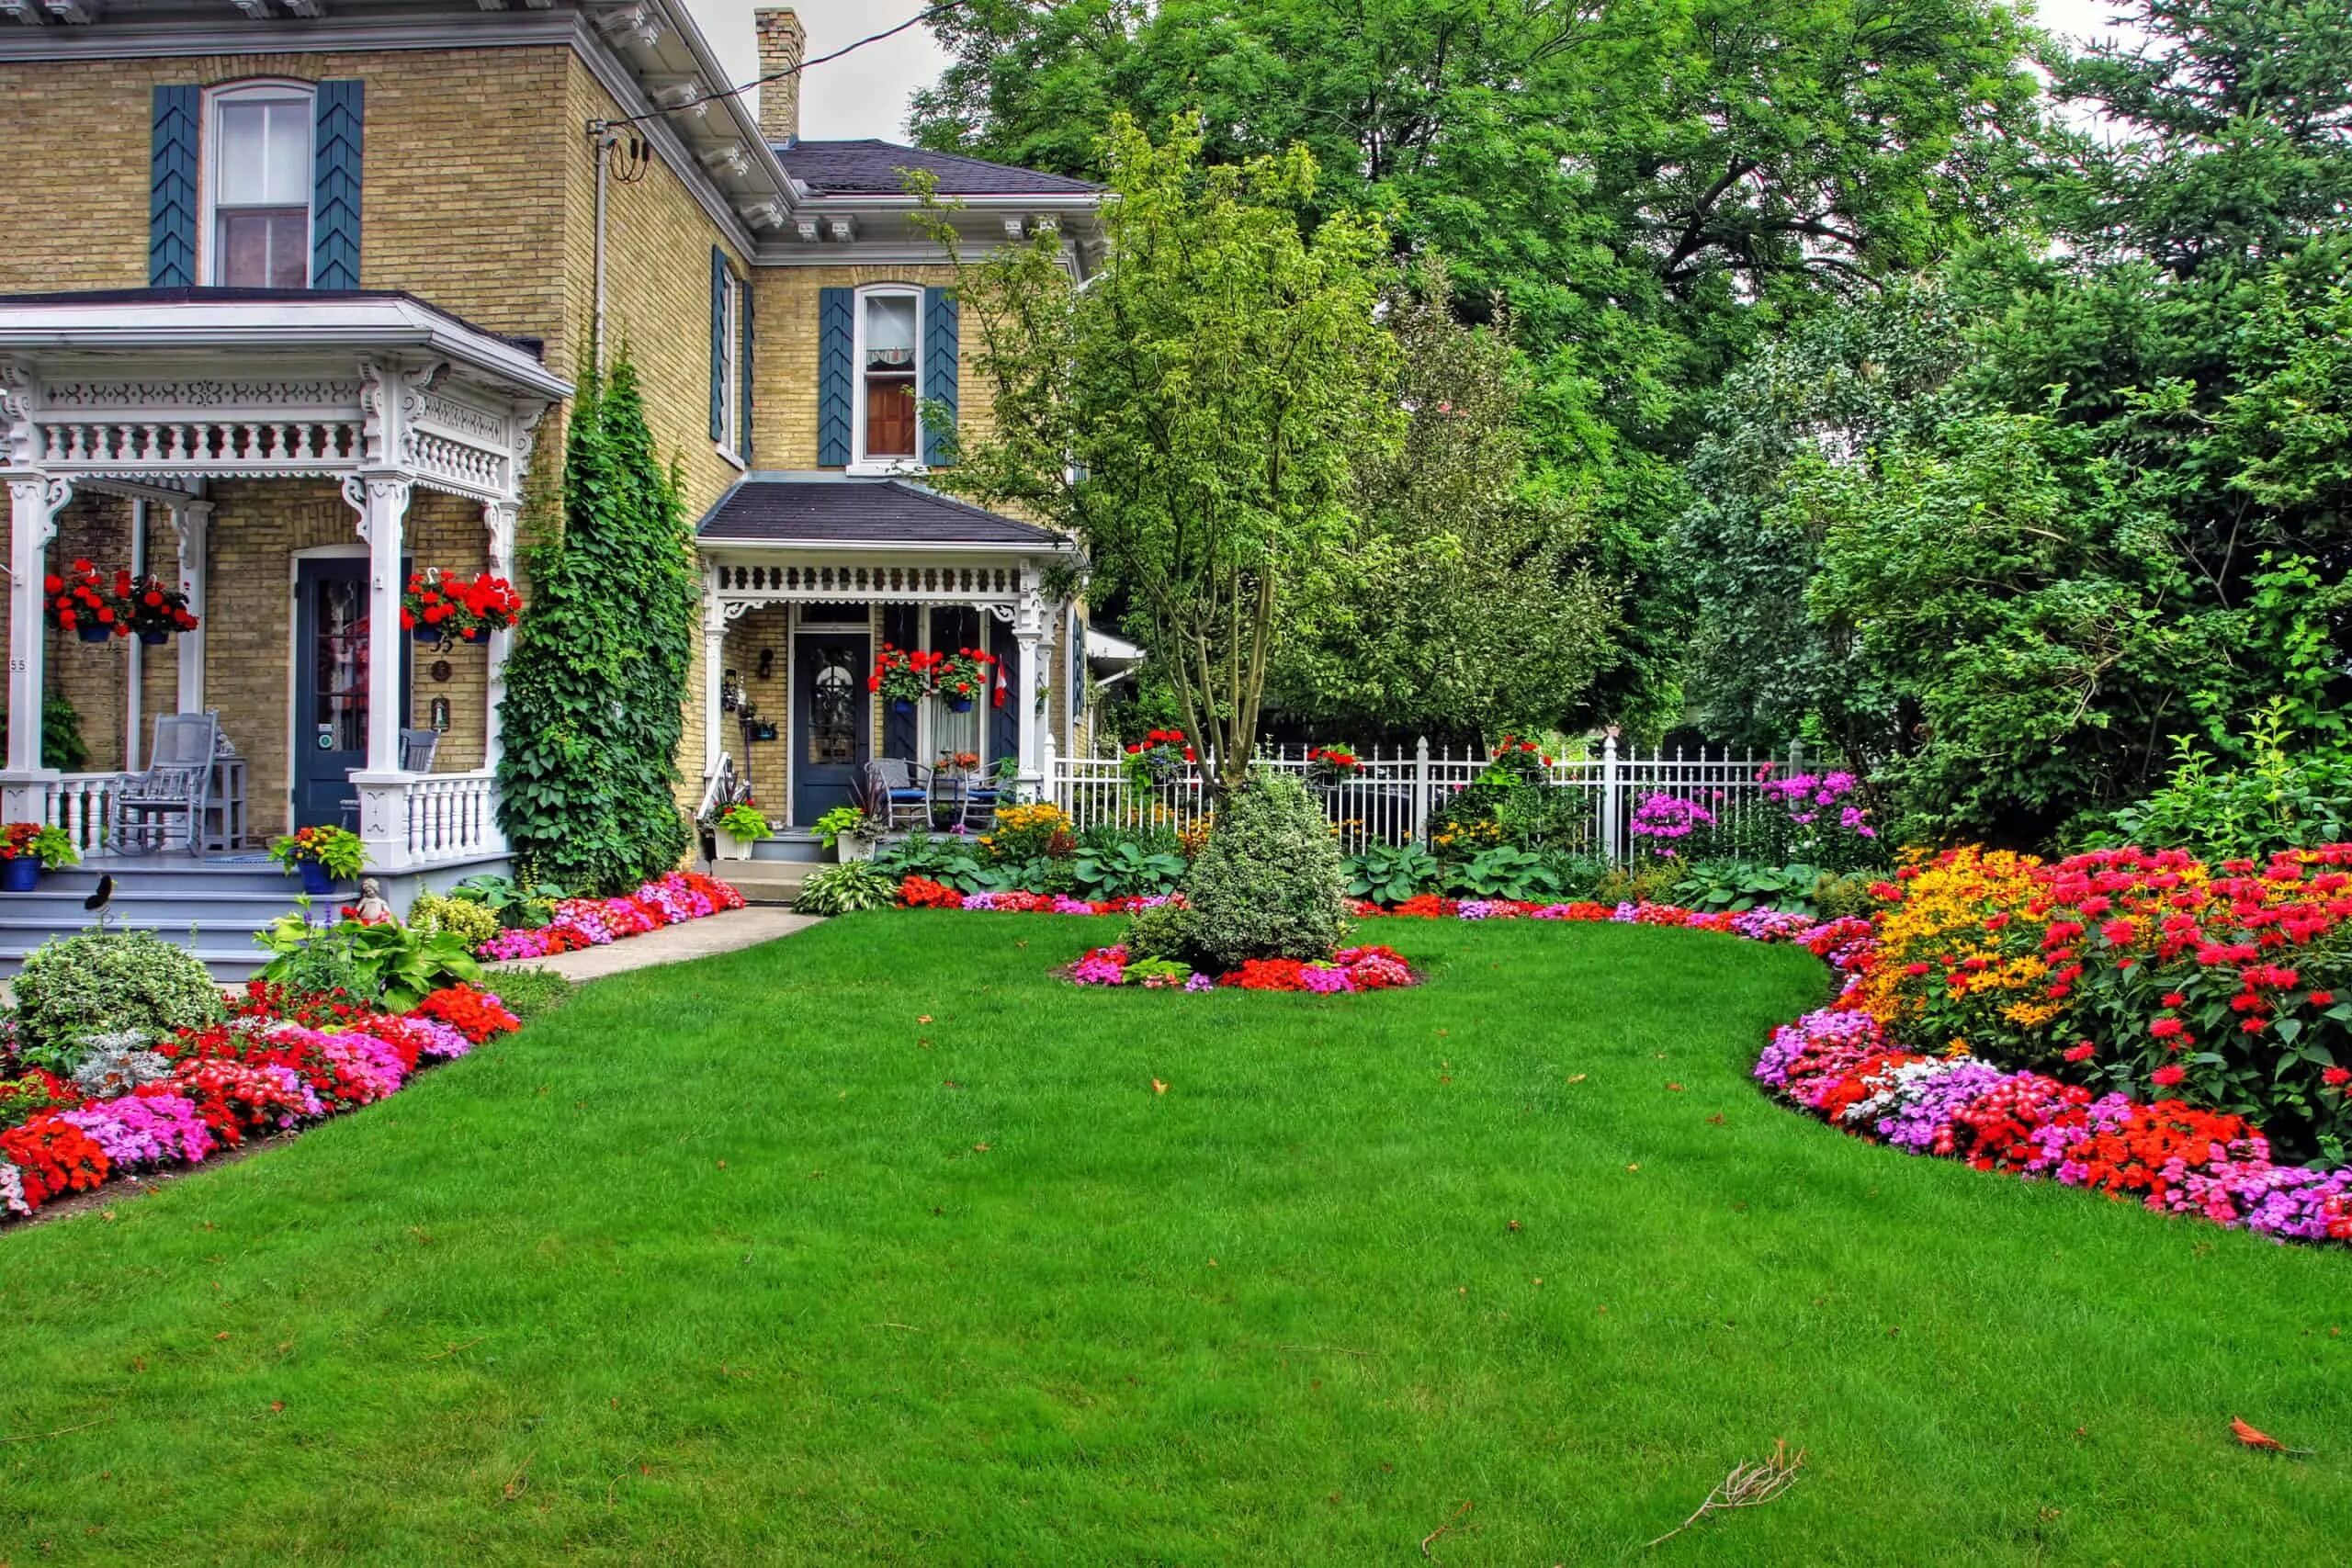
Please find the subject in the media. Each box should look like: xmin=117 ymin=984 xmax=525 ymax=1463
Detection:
xmin=109 ymin=712 xmax=219 ymax=857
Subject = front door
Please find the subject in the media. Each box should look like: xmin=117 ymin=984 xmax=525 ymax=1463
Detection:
xmin=293 ymin=558 xmax=406 ymax=829
xmin=790 ymin=632 xmax=869 ymax=826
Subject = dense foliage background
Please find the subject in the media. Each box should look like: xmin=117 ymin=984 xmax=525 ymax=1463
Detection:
xmin=922 ymin=0 xmax=2352 ymax=850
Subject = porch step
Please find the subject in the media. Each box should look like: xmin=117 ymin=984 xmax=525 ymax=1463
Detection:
xmin=746 ymin=832 xmax=827 ymax=864
xmin=717 ymin=863 xmax=813 ymax=907
xmin=0 ymin=863 xmax=305 ymax=980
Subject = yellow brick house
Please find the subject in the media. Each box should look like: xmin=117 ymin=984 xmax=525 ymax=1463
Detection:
xmin=0 ymin=0 xmax=1101 ymax=962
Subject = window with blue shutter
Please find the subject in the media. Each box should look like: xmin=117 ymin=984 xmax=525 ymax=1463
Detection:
xmin=149 ymin=85 xmax=199 ymax=288
xmin=738 ymin=275 xmax=755 ymax=463
xmin=708 ymin=246 xmax=728 ymax=443
xmin=921 ymin=286 xmax=958 ymax=467
xmin=311 ymin=81 xmax=363 ymax=289
xmin=817 ymin=287 xmax=854 ymax=466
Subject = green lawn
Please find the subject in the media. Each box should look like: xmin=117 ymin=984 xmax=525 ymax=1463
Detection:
xmin=6 ymin=915 xmax=2352 ymax=1563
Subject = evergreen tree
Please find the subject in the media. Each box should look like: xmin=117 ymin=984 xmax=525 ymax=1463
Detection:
xmin=495 ymin=357 xmax=699 ymax=892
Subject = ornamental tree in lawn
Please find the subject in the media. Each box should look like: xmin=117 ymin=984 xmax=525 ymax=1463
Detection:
xmin=924 ymin=113 xmax=1401 ymax=797
xmin=495 ymin=357 xmax=698 ymax=893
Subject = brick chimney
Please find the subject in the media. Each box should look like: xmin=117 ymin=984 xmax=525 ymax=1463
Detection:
xmin=754 ymin=8 xmax=807 ymax=145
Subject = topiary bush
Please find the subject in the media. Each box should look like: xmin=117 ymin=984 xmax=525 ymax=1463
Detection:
xmin=13 ymin=931 xmax=223 ymax=1073
xmin=1164 ymin=768 xmax=1349 ymax=970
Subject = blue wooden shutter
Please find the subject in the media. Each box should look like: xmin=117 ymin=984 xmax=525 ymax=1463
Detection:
xmin=738 ymin=273 xmax=755 ymax=463
xmin=921 ymin=286 xmax=958 ymax=467
xmin=311 ymin=81 xmax=364 ymax=289
xmin=882 ymin=605 xmax=921 ymax=759
xmin=150 ymin=85 xmax=199 ymax=287
xmin=817 ymin=286 xmax=854 ymax=466
xmin=988 ymin=613 xmax=1020 ymax=767
xmin=708 ymin=247 xmax=727 ymax=443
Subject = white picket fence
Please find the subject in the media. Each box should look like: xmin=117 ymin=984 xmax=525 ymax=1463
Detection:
xmin=1040 ymin=735 xmax=1812 ymax=862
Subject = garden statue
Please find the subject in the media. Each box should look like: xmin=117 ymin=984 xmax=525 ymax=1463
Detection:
xmin=352 ymin=878 xmax=398 ymax=926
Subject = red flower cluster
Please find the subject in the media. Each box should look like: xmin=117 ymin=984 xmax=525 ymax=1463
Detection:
xmin=1125 ymin=728 xmax=1196 ymax=761
xmin=900 ymin=875 xmax=969 ymax=908
xmin=412 ymin=983 xmax=525 ymax=1044
xmin=401 ymin=570 xmax=522 ymax=641
xmin=1493 ymin=733 xmax=1553 ymax=766
xmin=43 ymin=559 xmax=129 ymax=637
xmin=871 ymin=643 xmax=943 ymax=704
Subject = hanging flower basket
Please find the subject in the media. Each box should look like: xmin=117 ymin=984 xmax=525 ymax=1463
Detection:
xmin=933 ymin=647 xmax=995 ymax=713
xmin=45 ymin=559 xmax=128 ymax=643
xmin=870 ymin=644 xmax=939 ymax=709
xmin=122 ymin=573 xmax=200 ymax=645
xmin=401 ymin=569 xmax=523 ymax=648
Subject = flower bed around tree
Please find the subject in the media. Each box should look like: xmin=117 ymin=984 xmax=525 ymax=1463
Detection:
xmin=1 ymin=981 xmax=520 ymax=1221
xmin=474 ymin=871 xmax=745 ymax=962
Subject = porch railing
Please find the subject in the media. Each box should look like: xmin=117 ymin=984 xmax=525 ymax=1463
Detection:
xmin=31 ymin=768 xmax=504 ymax=870
xmin=37 ymin=772 xmax=130 ymax=855
xmin=1042 ymin=737 xmax=1809 ymax=864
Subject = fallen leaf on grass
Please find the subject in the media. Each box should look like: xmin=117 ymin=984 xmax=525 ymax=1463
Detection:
xmin=1566 ymin=1074 xmax=1588 ymax=1084
xmin=917 ymin=1015 xmax=933 ymax=1025
xmin=1667 ymin=1082 xmax=1684 ymax=1092
xmin=1152 ymin=1078 xmax=1169 ymax=1095
xmin=1708 ymin=1113 xmax=1726 ymax=1125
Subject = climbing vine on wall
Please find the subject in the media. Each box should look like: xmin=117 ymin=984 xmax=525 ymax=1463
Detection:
xmin=495 ymin=356 xmax=699 ymax=893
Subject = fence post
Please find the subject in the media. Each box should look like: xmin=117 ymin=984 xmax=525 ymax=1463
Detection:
xmin=1787 ymin=737 xmax=1804 ymax=777
xmin=1410 ymin=735 xmax=1431 ymax=845
xmin=1039 ymin=728 xmax=1058 ymax=811
xmin=1600 ymin=728 xmax=1623 ymax=863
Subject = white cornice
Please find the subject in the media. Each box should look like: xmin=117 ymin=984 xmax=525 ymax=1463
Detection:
xmin=0 ymin=6 xmax=579 ymax=59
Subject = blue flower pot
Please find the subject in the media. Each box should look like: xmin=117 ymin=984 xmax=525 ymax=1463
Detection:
xmin=1 ymin=858 xmax=40 ymax=893
xmin=892 ymin=698 xmax=915 ymax=715
xmin=138 ymin=627 xmax=171 ymax=646
xmin=948 ymin=697 xmax=974 ymax=714
xmin=298 ymin=860 xmax=336 ymax=897
xmin=75 ymin=623 xmax=114 ymax=644
xmin=413 ymin=624 xmax=445 ymax=645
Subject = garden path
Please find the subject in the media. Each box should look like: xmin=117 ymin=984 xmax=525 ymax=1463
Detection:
xmin=483 ymin=906 xmax=820 ymax=982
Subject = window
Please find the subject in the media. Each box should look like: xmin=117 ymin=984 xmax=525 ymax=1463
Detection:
xmin=855 ymin=288 xmax=921 ymax=468
xmin=924 ymin=605 xmax=985 ymax=768
xmin=208 ymin=83 xmax=312 ymax=288
xmin=716 ymin=268 xmax=745 ymax=460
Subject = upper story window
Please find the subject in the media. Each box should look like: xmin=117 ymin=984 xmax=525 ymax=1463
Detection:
xmin=855 ymin=288 xmax=921 ymax=468
xmin=208 ymin=82 xmax=313 ymax=288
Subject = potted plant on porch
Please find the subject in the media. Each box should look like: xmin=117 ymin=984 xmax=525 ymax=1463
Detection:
xmin=712 ymin=799 xmax=771 ymax=862
xmin=934 ymin=648 xmax=996 ymax=713
xmin=44 ymin=559 xmax=127 ymax=643
xmin=268 ymin=824 xmax=367 ymax=897
xmin=0 ymin=821 xmax=80 ymax=892
xmin=403 ymin=569 xmax=523 ymax=648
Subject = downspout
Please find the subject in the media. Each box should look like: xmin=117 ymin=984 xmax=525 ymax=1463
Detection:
xmin=590 ymin=121 xmax=610 ymax=375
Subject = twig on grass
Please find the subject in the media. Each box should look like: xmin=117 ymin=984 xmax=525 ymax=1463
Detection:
xmin=870 ymin=1322 xmax=922 ymax=1332
xmin=1420 ymin=1499 xmax=1472 ymax=1559
xmin=1278 ymin=1343 xmax=1374 ymax=1357
xmin=421 ymin=1336 xmax=487 ymax=1360
xmin=500 ymin=1450 xmax=537 ymax=1504
xmin=1 ymin=1416 xmax=111 ymax=1444
xmin=1646 ymin=1440 xmax=1805 ymax=1547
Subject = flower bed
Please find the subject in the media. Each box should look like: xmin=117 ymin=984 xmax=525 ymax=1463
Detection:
xmin=1066 ymin=942 xmax=1419 ymax=993
xmin=474 ymin=871 xmax=745 ymax=961
xmin=2 ymin=982 xmax=518 ymax=1221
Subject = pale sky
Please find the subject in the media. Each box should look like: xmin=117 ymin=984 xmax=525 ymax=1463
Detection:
xmin=678 ymin=0 xmax=2146 ymax=146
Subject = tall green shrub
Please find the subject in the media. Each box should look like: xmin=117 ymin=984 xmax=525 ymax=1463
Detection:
xmin=495 ymin=357 xmax=698 ymax=893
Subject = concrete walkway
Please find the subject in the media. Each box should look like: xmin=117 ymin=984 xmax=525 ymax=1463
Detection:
xmin=484 ymin=907 xmax=821 ymax=983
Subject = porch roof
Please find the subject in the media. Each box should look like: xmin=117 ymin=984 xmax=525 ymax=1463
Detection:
xmin=695 ymin=473 xmax=1066 ymax=552
xmin=0 ymin=288 xmax=568 ymax=401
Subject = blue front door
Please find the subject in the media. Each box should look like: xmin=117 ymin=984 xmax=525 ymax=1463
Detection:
xmin=293 ymin=558 xmax=406 ymax=828
xmin=791 ymin=632 xmax=869 ymax=826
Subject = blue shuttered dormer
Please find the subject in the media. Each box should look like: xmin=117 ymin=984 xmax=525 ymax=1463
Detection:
xmin=816 ymin=287 xmax=854 ymax=466
xmin=921 ymin=286 xmax=958 ymax=467
xmin=149 ymin=85 xmax=199 ymax=288
xmin=311 ymin=81 xmax=365 ymax=289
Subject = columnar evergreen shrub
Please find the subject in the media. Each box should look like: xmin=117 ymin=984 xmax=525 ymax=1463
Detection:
xmin=12 ymin=931 xmax=224 ymax=1071
xmin=496 ymin=357 xmax=699 ymax=893
xmin=1164 ymin=768 xmax=1349 ymax=969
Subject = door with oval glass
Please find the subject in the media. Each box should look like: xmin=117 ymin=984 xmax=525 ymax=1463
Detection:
xmin=790 ymin=632 xmax=869 ymax=826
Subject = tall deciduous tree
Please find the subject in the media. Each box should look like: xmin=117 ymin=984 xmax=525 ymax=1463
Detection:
xmin=927 ymin=114 xmax=1400 ymax=794
xmin=1272 ymin=263 xmax=1611 ymax=742
xmin=496 ymin=358 xmax=698 ymax=891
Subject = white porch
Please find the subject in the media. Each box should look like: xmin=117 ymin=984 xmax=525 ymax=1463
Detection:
xmin=0 ymin=290 xmax=568 ymax=873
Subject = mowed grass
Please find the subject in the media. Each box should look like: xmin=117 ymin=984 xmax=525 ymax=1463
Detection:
xmin=6 ymin=916 xmax=2352 ymax=1564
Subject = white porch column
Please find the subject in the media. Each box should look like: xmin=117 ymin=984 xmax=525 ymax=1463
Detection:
xmin=170 ymin=496 xmax=211 ymax=718
xmin=1013 ymin=587 xmax=1045 ymax=785
xmin=482 ymin=501 xmax=516 ymax=771
xmin=343 ymin=471 xmax=413 ymax=869
xmin=3 ymin=473 xmax=68 ymax=819
xmin=702 ymin=570 xmax=727 ymax=778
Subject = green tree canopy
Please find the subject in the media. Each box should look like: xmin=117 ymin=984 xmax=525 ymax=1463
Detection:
xmin=927 ymin=114 xmax=1401 ymax=793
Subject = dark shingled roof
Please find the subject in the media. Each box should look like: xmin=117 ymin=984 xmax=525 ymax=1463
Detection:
xmin=774 ymin=139 xmax=1099 ymax=197
xmin=0 ymin=287 xmax=546 ymax=359
xmin=696 ymin=476 xmax=1062 ymax=548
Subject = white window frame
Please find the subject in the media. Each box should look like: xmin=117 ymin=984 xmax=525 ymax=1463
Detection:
xmin=848 ymin=283 xmax=926 ymax=476
xmin=200 ymin=79 xmax=316 ymax=289
xmin=715 ymin=267 xmax=746 ymax=468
